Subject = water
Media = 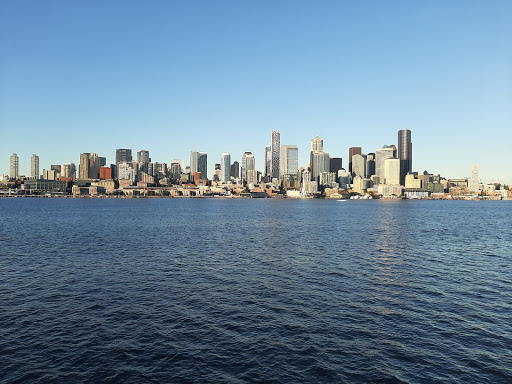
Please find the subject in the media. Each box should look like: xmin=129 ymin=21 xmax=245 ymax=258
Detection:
xmin=1 ymin=198 xmax=511 ymax=383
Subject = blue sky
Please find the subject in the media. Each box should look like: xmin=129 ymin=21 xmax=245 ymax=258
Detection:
xmin=1 ymin=0 xmax=511 ymax=183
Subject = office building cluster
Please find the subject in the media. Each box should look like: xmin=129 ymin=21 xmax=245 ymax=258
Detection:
xmin=2 ymin=130 xmax=508 ymax=199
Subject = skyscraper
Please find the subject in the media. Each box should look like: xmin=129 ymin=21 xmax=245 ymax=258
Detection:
xmin=384 ymin=158 xmax=400 ymax=185
xmin=280 ymin=145 xmax=299 ymax=177
xmin=310 ymin=136 xmax=324 ymax=180
xmin=231 ymin=161 xmax=240 ymax=179
xmin=197 ymin=152 xmax=207 ymax=180
xmin=271 ymin=131 xmax=280 ymax=179
xmin=468 ymin=164 xmax=480 ymax=192
xmin=10 ymin=153 xmax=19 ymax=179
xmin=366 ymin=153 xmax=376 ymax=178
xmin=88 ymin=153 xmax=100 ymax=179
xmin=241 ymin=152 xmax=255 ymax=183
xmin=352 ymin=154 xmax=367 ymax=179
xmin=116 ymin=149 xmax=132 ymax=164
xmin=137 ymin=150 xmax=150 ymax=164
xmin=329 ymin=157 xmax=343 ymax=174
xmin=312 ymin=152 xmax=330 ymax=182
xmin=310 ymin=136 xmax=323 ymax=152
xmin=190 ymin=151 xmax=198 ymax=175
xmin=79 ymin=153 xmax=90 ymax=179
xmin=264 ymin=145 xmax=271 ymax=177
xmin=348 ymin=147 xmax=362 ymax=175
xmin=221 ymin=152 xmax=231 ymax=183
xmin=116 ymin=149 xmax=132 ymax=179
xmin=375 ymin=145 xmax=397 ymax=182
xmin=398 ymin=129 xmax=412 ymax=185
xmin=31 ymin=154 xmax=39 ymax=179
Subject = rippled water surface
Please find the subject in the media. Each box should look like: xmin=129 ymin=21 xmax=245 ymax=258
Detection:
xmin=1 ymin=198 xmax=511 ymax=383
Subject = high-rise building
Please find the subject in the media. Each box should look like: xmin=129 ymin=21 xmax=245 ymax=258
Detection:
xmin=88 ymin=153 xmax=100 ymax=179
xmin=311 ymin=136 xmax=323 ymax=152
xmin=10 ymin=153 xmax=19 ymax=179
xmin=384 ymin=158 xmax=400 ymax=185
xmin=352 ymin=154 xmax=367 ymax=179
xmin=264 ymin=145 xmax=271 ymax=177
xmin=312 ymin=152 xmax=330 ymax=182
xmin=118 ymin=161 xmax=135 ymax=182
xmin=348 ymin=147 xmax=362 ymax=175
xmin=398 ymin=130 xmax=412 ymax=185
xmin=31 ymin=154 xmax=39 ymax=179
xmin=170 ymin=162 xmax=182 ymax=180
xmin=115 ymin=149 xmax=132 ymax=179
xmin=231 ymin=161 xmax=240 ymax=179
xmin=375 ymin=145 xmax=396 ymax=182
xmin=241 ymin=152 xmax=255 ymax=183
xmin=197 ymin=152 xmax=207 ymax=180
xmin=366 ymin=153 xmax=376 ymax=178
xmin=468 ymin=164 xmax=480 ymax=192
xmin=271 ymin=131 xmax=280 ymax=179
xmin=190 ymin=151 xmax=198 ymax=175
xmin=51 ymin=165 xmax=61 ymax=173
xmin=220 ymin=153 xmax=231 ymax=183
xmin=329 ymin=157 xmax=342 ymax=174
xmin=280 ymin=145 xmax=298 ymax=178
xmin=61 ymin=163 xmax=76 ymax=179
xmin=79 ymin=153 xmax=90 ymax=179
xmin=137 ymin=150 xmax=150 ymax=164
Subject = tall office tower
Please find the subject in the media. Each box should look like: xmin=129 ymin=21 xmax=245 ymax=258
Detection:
xmin=10 ymin=153 xmax=19 ymax=179
xmin=241 ymin=152 xmax=255 ymax=183
xmin=220 ymin=153 xmax=231 ymax=183
xmin=88 ymin=153 xmax=100 ymax=179
xmin=172 ymin=159 xmax=185 ymax=170
xmin=116 ymin=149 xmax=132 ymax=163
xmin=79 ymin=153 xmax=90 ymax=179
xmin=271 ymin=131 xmax=280 ymax=179
xmin=375 ymin=145 xmax=397 ymax=182
xmin=190 ymin=150 xmax=198 ymax=175
xmin=170 ymin=162 xmax=182 ymax=180
xmin=330 ymin=157 xmax=342 ymax=174
xmin=352 ymin=154 xmax=367 ymax=179
xmin=384 ymin=158 xmax=400 ymax=185
xmin=264 ymin=145 xmax=271 ymax=177
xmin=280 ymin=145 xmax=299 ymax=178
xmin=51 ymin=165 xmax=61 ymax=173
xmin=197 ymin=152 xmax=207 ymax=180
xmin=311 ymin=136 xmax=323 ymax=152
xmin=398 ymin=130 xmax=412 ymax=185
xmin=61 ymin=163 xmax=76 ymax=179
xmin=31 ymin=154 xmax=39 ymax=179
xmin=115 ymin=149 xmax=132 ymax=179
xmin=468 ymin=164 xmax=480 ymax=192
xmin=309 ymin=136 xmax=325 ymax=180
xmin=348 ymin=147 xmax=362 ymax=175
xmin=366 ymin=153 xmax=376 ymax=177
xmin=312 ymin=152 xmax=330 ymax=182
xmin=231 ymin=161 xmax=240 ymax=179
xmin=137 ymin=150 xmax=150 ymax=164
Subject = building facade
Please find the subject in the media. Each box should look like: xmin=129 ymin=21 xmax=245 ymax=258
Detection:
xmin=398 ymin=129 xmax=412 ymax=186
xmin=31 ymin=154 xmax=39 ymax=179
xmin=271 ymin=131 xmax=280 ymax=179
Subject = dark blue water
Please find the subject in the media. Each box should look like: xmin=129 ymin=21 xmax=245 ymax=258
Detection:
xmin=1 ymin=198 xmax=511 ymax=383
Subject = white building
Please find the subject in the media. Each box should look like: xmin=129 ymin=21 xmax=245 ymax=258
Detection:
xmin=220 ymin=152 xmax=231 ymax=183
xmin=384 ymin=158 xmax=400 ymax=185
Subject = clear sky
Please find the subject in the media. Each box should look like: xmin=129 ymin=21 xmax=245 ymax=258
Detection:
xmin=1 ymin=0 xmax=511 ymax=183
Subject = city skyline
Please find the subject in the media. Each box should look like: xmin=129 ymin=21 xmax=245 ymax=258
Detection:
xmin=1 ymin=1 xmax=511 ymax=183
xmin=0 ymin=128 xmax=505 ymax=184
